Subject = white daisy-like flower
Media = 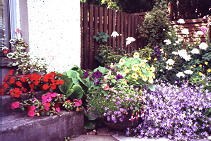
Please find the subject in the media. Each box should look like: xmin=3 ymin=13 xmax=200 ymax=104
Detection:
xmin=190 ymin=48 xmax=200 ymax=54
xmin=176 ymin=72 xmax=185 ymax=78
xmin=184 ymin=70 xmax=193 ymax=75
xmin=181 ymin=28 xmax=189 ymax=35
xmin=166 ymin=66 xmax=172 ymax=70
xmin=196 ymin=31 xmax=204 ymax=36
xmin=178 ymin=49 xmax=191 ymax=61
xmin=166 ymin=59 xmax=175 ymax=66
xmin=172 ymin=51 xmax=178 ymax=55
xmin=164 ymin=39 xmax=171 ymax=45
xmin=126 ymin=37 xmax=136 ymax=46
xmin=177 ymin=19 xmax=185 ymax=24
xmin=199 ymin=42 xmax=208 ymax=50
xmin=111 ymin=31 xmax=120 ymax=37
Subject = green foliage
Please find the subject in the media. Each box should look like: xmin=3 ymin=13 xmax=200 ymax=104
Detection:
xmin=95 ymin=45 xmax=125 ymax=66
xmin=93 ymin=32 xmax=109 ymax=44
xmin=137 ymin=2 xmax=170 ymax=46
xmin=59 ymin=67 xmax=85 ymax=99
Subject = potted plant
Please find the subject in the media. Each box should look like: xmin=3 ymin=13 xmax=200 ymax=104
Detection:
xmin=83 ymin=52 xmax=155 ymax=130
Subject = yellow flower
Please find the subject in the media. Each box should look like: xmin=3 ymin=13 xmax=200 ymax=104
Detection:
xmin=142 ymin=76 xmax=148 ymax=82
xmin=119 ymin=58 xmax=125 ymax=65
xmin=205 ymin=62 xmax=208 ymax=65
xmin=148 ymin=78 xmax=154 ymax=84
xmin=150 ymin=66 xmax=155 ymax=72
xmin=207 ymin=69 xmax=211 ymax=73
xmin=131 ymin=73 xmax=138 ymax=80
xmin=198 ymin=72 xmax=203 ymax=76
xmin=199 ymin=64 xmax=202 ymax=67
xmin=133 ymin=52 xmax=140 ymax=58
xmin=132 ymin=64 xmax=139 ymax=71
xmin=124 ymin=68 xmax=130 ymax=74
xmin=154 ymin=58 xmax=157 ymax=61
xmin=147 ymin=57 xmax=151 ymax=60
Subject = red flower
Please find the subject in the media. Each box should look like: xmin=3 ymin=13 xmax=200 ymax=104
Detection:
xmin=27 ymin=106 xmax=36 ymax=117
xmin=20 ymin=76 xmax=28 ymax=82
xmin=9 ymin=77 xmax=16 ymax=84
xmin=0 ymin=87 xmax=4 ymax=95
xmin=56 ymin=79 xmax=64 ymax=85
xmin=43 ymin=102 xmax=51 ymax=111
xmin=11 ymin=101 xmax=20 ymax=109
xmin=10 ymin=88 xmax=22 ymax=98
xmin=3 ymin=83 xmax=9 ymax=89
xmin=29 ymin=73 xmax=41 ymax=83
xmin=16 ymin=81 xmax=22 ymax=87
xmin=8 ymin=70 xmax=15 ymax=76
xmin=50 ymin=84 xmax=57 ymax=90
xmin=42 ymin=84 xmax=50 ymax=91
xmin=3 ymin=48 xmax=10 ymax=55
xmin=43 ymin=72 xmax=56 ymax=82
xmin=73 ymin=99 xmax=82 ymax=107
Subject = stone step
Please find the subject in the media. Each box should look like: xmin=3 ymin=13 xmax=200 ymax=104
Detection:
xmin=0 ymin=95 xmax=13 ymax=114
xmin=0 ymin=111 xmax=84 ymax=141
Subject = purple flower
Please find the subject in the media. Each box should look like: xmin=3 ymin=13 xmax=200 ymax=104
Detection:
xmin=116 ymin=74 xmax=123 ymax=80
xmin=83 ymin=71 xmax=89 ymax=78
xmin=92 ymin=70 xmax=102 ymax=79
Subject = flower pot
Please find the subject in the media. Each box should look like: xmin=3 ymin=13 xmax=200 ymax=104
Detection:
xmin=104 ymin=118 xmax=140 ymax=131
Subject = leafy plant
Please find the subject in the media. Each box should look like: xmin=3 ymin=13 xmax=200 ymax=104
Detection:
xmin=93 ymin=32 xmax=109 ymax=44
xmin=6 ymin=38 xmax=47 ymax=74
xmin=59 ymin=67 xmax=85 ymax=99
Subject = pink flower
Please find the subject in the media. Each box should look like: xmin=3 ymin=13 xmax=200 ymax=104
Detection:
xmin=27 ymin=106 xmax=36 ymax=117
xmin=11 ymin=101 xmax=20 ymax=110
xmin=50 ymin=92 xmax=57 ymax=98
xmin=55 ymin=107 xmax=60 ymax=112
xmin=43 ymin=102 xmax=51 ymax=111
xmin=103 ymin=84 xmax=110 ymax=90
xmin=73 ymin=99 xmax=82 ymax=107
xmin=42 ymin=94 xmax=52 ymax=103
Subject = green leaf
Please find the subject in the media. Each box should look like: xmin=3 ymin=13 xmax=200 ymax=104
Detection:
xmin=148 ymin=84 xmax=155 ymax=91
xmin=84 ymin=122 xmax=96 ymax=130
xmin=70 ymin=85 xmax=84 ymax=99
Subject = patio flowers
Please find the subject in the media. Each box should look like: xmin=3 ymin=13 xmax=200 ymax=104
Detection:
xmin=127 ymin=83 xmax=211 ymax=141
xmin=84 ymin=52 xmax=155 ymax=129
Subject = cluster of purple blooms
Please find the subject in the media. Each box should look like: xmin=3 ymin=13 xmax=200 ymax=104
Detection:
xmin=127 ymin=83 xmax=210 ymax=141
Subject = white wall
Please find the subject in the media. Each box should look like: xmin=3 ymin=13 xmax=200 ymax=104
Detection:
xmin=25 ymin=0 xmax=81 ymax=73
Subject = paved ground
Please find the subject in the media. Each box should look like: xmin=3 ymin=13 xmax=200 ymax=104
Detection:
xmin=70 ymin=127 xmax=211 ymax=141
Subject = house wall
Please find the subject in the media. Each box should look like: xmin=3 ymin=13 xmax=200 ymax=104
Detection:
xmin=23 ymin=0 xmax=81 ymax=73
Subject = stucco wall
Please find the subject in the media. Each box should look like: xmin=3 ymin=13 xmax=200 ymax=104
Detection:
xmin=26 ymin=0 xmax=81 ymax=73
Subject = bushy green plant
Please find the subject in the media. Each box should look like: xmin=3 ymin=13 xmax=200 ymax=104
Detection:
xmin=95 ymin=45 xmax=125 ymax=66
xmin=6 ymin=38 xmax=47 ymax=74
xmin=93 ymin=32 xmax=109 ymax=44
xmin=59 ymin=66 xmax=85 ymax=99
xmin=137 ymin=1 xmax=170 ymax=46
xmin=84 ymin=52 xmax=155 ymax=123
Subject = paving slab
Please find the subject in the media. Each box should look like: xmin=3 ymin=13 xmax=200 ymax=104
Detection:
xmin=71 ymin=135 xmax=118 ymax=141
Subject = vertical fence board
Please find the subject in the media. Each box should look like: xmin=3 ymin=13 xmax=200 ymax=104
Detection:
xmin=83 ymin=4 xmax=89 ymax=69
xmin=89 ymin=5 xmax=94 ymax=69
xmin=108 ymin=9 xmax=113 ymax=45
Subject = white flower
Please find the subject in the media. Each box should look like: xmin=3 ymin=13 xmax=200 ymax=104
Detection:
xmin=172 ymin=51 xmax=178 ymax=55
xmin=177 ymin=19 xmax=185 ymax=24
xmin=176 ymin=72 xmax=185 ymax=78
xmin=196 ymin=31 xmax=204 ymax=36
xmin=190 ymin=48 xmax=200 ymax=54
xmin=166 ymin=66 xmax=172 ymax=70
xmin=175 ymin=40 xmax=180 ymax=44
xmin=181 ymin=28 xmax=189 ymax=35
xmin=184 ymin=70 xmax=193 ymax=75
xmin=164 ymin=39 xmax=171 ymax=45
xmin=166 ymin=59 xmax=175 ymax=65
xmin=111 ymin=31 xmax=119 ymax=37
xmin=178 ymin=49 xmax=191 ymax=61
xmin=126 ymin=37 xmax=136 ymax=45
xmin=199 ymin=42 xmax=208 ymax=50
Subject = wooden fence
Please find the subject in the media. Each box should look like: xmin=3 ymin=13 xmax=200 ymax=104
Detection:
xmin=80 ymin=3 xmax=210 ymax=69
xmin=80 ymin=3 xmax=145 ymax=69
